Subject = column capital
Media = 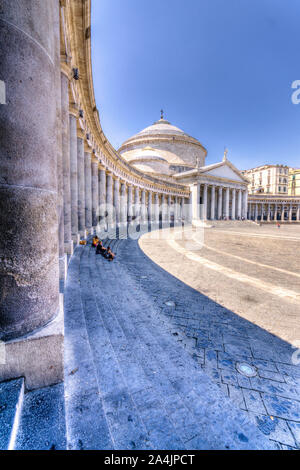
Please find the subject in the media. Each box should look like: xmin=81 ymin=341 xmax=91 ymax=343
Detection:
xmin=84 ymin=143 xmax=93 ymax=154
xmin=77 ymin=128 xmax=85 ymax=140
xmin=69 ymin=105 xmax=78 ymax=118
xmin=98 ymin=163 xmax=106 ymax=171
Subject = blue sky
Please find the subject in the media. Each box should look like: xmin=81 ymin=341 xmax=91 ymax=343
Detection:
xmin=91 ymin=0 xmax=300 ymax=170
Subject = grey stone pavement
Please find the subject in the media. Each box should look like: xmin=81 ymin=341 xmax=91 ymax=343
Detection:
xmin=62 ymin=225 xmax=289 ymax=450
xmin=138 ymin=223 xmax=300 ymax=449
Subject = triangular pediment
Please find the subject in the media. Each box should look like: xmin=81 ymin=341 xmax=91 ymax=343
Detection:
xmin=200 ymin=161 xmax=247 ymax=183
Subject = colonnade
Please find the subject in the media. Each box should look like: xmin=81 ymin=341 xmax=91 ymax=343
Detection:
xmin=192 ymin=183 xmax=248 ymax=221
xmin=248 ymin=201 xmax=300 ymax=222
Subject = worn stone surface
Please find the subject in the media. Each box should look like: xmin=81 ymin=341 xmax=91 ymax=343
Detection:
xmin=139 ymin=223 xmax=300 ymax=448
xmin=63 ymin=235 xmax=276 ymax=450
xmin=0 ymin=378 xmax=24 ymax=450
xmin=0 ymin=299 xmax=64 ymax=391
xmin=15 ymin=383 xmax=66 ymax=450
xmin=0 ymin=0 xmax=60 ymax=340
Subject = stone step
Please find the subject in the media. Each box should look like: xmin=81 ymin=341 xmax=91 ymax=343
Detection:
xmin=15 ymin=383 xmax=66 ymax=450
xmin=86 ymin=247 xmax=187 ymax=449
xmin=64 ymin=247 xmax=114 ymax=450
xmin=90 ymin=240 xmax=275 ymax=449
xmin=79 ymin=247 xmax=156 ymax=450
xmin=0 ymin=378 xmax=24 ymax=450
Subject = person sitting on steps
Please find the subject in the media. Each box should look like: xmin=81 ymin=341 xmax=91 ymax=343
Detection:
xmin=96 ymin=240 xmax=106 ymax=256
xmin=92 ymin=236 xmax=99 ymax=247
xmin=105 ymin=246 xmax=115 ymax=262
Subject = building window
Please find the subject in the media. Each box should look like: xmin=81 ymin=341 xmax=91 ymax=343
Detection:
xmin=278 ymin=186 xmax=281 ymax=192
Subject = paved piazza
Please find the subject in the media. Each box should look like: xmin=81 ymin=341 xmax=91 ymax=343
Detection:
xmin=138 ymin=222 xmax=300 ymax=449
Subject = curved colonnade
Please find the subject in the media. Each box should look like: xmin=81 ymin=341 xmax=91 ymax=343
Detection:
xmin=0 ymin=0 xmax=189 ymax=347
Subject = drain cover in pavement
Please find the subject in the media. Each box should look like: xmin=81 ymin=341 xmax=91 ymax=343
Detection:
xmin=165 ymin=301 xmax=176 ymax=307
xmin=236 ymin=362 xmax=257 ymax=378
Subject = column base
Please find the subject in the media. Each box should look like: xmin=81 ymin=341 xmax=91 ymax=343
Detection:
xmin=64 ymin=241 xmax=74 ymax=256
xmin=72 ymin=233 xmax=80 ymax=245
xmin=79 ymin=229 xmax=88 ymax=239
xmin=0 ymin=296 xmax=64 ymax=391
xmin=59 ymin=254 xmax=68 ymax=281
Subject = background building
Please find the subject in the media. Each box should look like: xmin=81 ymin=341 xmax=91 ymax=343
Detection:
xmin=242 ymin=165 xmax=289 ymax=195
xmin=289 ymin=168 xmax=300 ymax=196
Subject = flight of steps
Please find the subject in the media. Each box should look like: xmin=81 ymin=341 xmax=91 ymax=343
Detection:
xmin=0 ymin=231 xmax=276 ymax=450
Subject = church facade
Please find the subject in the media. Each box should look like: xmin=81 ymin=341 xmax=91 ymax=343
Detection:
xmin=120 ymin=115 xmax=249 ymax=221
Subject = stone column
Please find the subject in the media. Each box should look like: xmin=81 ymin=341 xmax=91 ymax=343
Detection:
xmin=120 ymin=181 xmax=127 ymax=224
xmin=242 ymin=191 xmax=248 ymax=219
xmin=134 ymin=187 xmax=140 ymax=220
xmin=0 ymin=0 xmax=60 ymax=340
xmin=231 ymin=188 xmax=236 ymax=220
xmin=217 ymin=187 xmax=223 ymax=220
xmin=148 ymin=192 xmax=153 ymax=222
xmin=267 ymin=204 xmax=271 ymax=222
xmin=106 ymin=172 xmax=113 ymax=227
xmin=61 ymin=72 xmax=72 ymax=255
xmin=154 ymin=193 xmax=160 ymax=223
xmin=127 ymin=185 xmax=133 ymax=222
xmin=77 ymin=133 xmax=86 ymax=237
xmin=255 ymin=203 xmax=258 ymax=221
xmin=237 ymin=190 xmax=242 ymax=219
xmin=201 ymin=184 xmax=208 ymax=220
xmin=167 ymin=195 xmax=172 ymax=222
xmin=70 ymin=114 xmax=79 ymax=243
xmin=84 ymin=147 xmax=92 ymax=233
xmin=113 ymin=177 xmax=120 ymax=226
xmin=289 ymin=204 xmax=293 ymax=222
xmin=281 ymin=205 xmax=285 ymax=222
xmin=91 ymin=157 xmax=99 ymax=229
xmin=274 ymin=204 xmax=277 ymax=221
xmin=225 ymin=187 xmax=230 ymax=219
xmin=209 ymin=186 xmax=215 ymax=220
xmin=141 ymin=190 xmax=146 ymax=223
xmin=297 ymin=205 xmax=300 ymax=221
xmin=161 ymin=194 xmax=168 ymax=223
xmin=99 ymin=165 xmax=106 ymax=224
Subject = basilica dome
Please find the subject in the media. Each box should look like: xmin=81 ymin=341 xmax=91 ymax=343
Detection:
xmin=119 ymin=114 xmax=207 ymax=177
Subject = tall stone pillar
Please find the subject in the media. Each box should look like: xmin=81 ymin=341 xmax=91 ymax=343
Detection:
xmin=141 ymin=190 xmax=146 ymax=223
xmin=237 ymin=190 xmax=242 ymax=219
xmin=225 ymin=187 xmax=230 ymax=219
xmin=255 ymin=203 xmax=258 ymax=221
xmin=91 ymin=157 xmax=99 ymax=229
xmin=297 ymin=205 xmax=300 ymax=221
xmin=167 ymin=195 xmax=172 ymax=222
xmin=99 ymin=165 xmax=106 ymax=224
xmin=0 ymin=0 xmax=60 ymax=346
xmin=289 ymin=204 xmax=293 ymax=222
xmin=113 ymin=177 xmax=120 ymax=225
xmin=134 ymin=187 xmax=140 ymax=219
xmin=61 ymin=72 xmax=72 ymax=255
xmin=242 ymin=191 xmax=248 ymax=219
xmin=231 ymin=189 xmax=236 ymax=220
xmin=77 ymin=133 xmax=86 ymax=237
xmin=84 ymin=147 xmax=93 ymax=233
xmin=218 ymin=187 xmax=223 ymax=220
xmin=210 ymin=186 xmax=215 ymax=220
xmin=161 ymin=194 xmax=168 ymax=223
xmin=281 ymin=205 xmax=285 ymax=222
xmin=267 ymin=204 xmax=271 ymax=222
xmin=201 ymin=184 xmax=208 ymax=220
xmin=120 ymin=182 xmax=127 ymax=224
xmin=106 ymin=172 xmax=113 ymax=227
xmin=127 ymin=185 xmax=133 ymax=222
xmin=148 ymin=192 xmax=153 ymax=222
xmin=154 ymin=193 xmax=160 ymax=223
xmin=70 ymin=114 xmax=79 ymax=243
